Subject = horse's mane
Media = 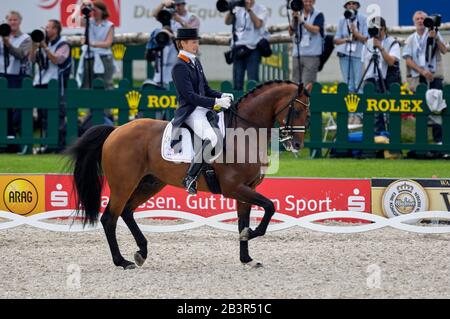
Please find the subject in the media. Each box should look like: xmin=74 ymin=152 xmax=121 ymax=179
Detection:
xmin=234 ymin=80 xmax=299 ymax=108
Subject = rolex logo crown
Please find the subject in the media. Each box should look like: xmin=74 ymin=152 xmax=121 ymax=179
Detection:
xmin=397 ymin=182 xmax=414 ymax=193
xmin=112 ymin=44 xmax=127 ymax=61
xmin=126 ymin=91 xmax=142 ymax=109
xmin=344 ymin=94 xmax=361 ymax=113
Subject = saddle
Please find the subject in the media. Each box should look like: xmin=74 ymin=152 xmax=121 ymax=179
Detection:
xmin=161 ymin=111 xmax=226 ymax=194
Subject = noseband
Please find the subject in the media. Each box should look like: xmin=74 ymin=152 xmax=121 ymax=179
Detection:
xmin=275 ymin=91 xmax=310 ymax=143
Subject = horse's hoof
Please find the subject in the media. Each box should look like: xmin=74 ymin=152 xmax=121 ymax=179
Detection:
xmin=239 ymin=227 xmax=250 ymax=241
xmin=134 ymin=251 xmax=146 ymax=267
xmin=242 ymin=260 xmax=263 ymax=269
xmin=118 ymin=260 xmax=136 ymax=270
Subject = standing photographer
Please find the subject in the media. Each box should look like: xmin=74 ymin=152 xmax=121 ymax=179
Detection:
xmin=361 ymin=17 xmax=401 ymax=134
xmin=77 ymin=0 xmax=115 ymax=89
xmin=225 ymin=0 xmax=269 ymax=90
xmin=335 ymin=1 xmax=368 ymax=93
xmin=30 ymin=19 xmax=71 ymax=153
xmin=403 ymin=11 xmax=448 ymax=145
xmin=0 ymin=11 xmax=31 ymax=153
xmin=403 ymin=11 xmax=447 ymax=90
xmin=289 ymin=0 xmax=325 ymax=86
xmin=150 ymin=0 xmax=200 ymax=88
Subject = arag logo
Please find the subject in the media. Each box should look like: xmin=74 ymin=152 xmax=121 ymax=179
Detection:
xmin=2 ymin=179 xmax=39 ymax=215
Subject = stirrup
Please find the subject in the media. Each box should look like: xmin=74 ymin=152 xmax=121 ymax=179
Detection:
xmin=183 ymin=176 xmax=198 ymax=195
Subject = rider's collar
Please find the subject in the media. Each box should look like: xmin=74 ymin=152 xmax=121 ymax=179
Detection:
xmin=178 ymin=50 xmax=196 ymax=65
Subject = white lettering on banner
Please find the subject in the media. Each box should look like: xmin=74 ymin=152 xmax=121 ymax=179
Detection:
xmin=285 ymin=195 xmax=333 ymax=215
xmin=139 ymin=197 xmax=177 ymax=210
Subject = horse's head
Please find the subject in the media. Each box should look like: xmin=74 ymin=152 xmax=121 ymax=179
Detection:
xmin=274 ymin=82 xmax=311 ymax=154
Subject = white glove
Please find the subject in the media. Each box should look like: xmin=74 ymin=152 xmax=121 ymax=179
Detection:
xmin=221 ymin=93 xmax=234 ymax=101
xmin=215 ymin=97 xmax=231 ymax=109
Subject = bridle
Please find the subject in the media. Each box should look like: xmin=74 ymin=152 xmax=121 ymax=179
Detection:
xmin=274 ymin=89 xmax=310 ymax=143
xmin=227 ymin=85 xmax=310 ymax=143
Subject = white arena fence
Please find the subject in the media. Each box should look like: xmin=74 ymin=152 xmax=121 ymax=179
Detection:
xmin=1 ymin=210 xmax=450 ymax=234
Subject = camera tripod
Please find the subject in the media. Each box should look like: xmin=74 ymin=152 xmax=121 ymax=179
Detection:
xmin=286 ymin=1 xmax=303 ymax=84
xmin=2 ymin=42 xmax=9 ymax=76
xmin=84 ymin=11 xmax=93 ymax=89
xmin=356 ymin=46 xmax=386 ymax=94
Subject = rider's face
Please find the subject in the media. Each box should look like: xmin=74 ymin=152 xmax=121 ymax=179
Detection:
xmin=181 ymin=39 xmax=199 ymax=54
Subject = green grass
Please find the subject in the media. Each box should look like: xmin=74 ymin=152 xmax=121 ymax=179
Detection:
xmin=0 ymin=153 xmax=449 ymax=178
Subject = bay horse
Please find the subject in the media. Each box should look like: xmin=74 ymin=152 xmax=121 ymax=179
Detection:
xmin=67 ymin=80 xmax=311 ymax=269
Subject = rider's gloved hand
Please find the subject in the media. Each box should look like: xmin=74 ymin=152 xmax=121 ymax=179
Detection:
xmin=221 ymin=93 xmax=234 ymax=101
xmin=215 ymin=97 xmax=232 ymax=109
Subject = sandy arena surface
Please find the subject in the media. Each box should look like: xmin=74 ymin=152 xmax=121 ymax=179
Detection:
xmin=1 ymin=224 xmax=450 ymax=299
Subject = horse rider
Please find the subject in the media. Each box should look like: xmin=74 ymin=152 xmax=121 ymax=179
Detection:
xmin=171 ymin=28 xmax=234 ymax=195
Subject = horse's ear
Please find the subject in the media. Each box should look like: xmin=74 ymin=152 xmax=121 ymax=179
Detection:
xmin=305 ymin=83 xmax=313 ymax=94
xmin=297 ymin=82 xmax=304 ymax=94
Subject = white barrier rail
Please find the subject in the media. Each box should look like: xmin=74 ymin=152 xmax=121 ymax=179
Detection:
xmin=1 ymin=210 xmax=450 ymax=234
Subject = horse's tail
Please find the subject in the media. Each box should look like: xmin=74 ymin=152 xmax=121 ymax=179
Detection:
xmin=66 ymin=125 xmax=116 ymax=226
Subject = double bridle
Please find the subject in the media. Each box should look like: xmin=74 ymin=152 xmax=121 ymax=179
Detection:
xmin=274 ymin=91 xmax=310 ymax=143
xmin=227 ymin=87 xmax=310 ymax=143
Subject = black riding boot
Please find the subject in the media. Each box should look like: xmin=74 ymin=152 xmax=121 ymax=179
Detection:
xmin=183 ymin=139 xmax=211 ymax=195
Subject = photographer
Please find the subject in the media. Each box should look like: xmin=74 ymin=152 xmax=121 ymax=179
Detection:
xmin=361 ymin=17 xmax=401 ymax=134
xmin=77 ymin=0 xmax=115 ymax=89
xmin=403 ymin=11 xmax=447 ymax=91
xmin=150 ymin=0 xmax=200 ymax=88
xmin=288 ymin=0 xmax=325 ymax=86
xmin=0 ymin=11 xmax=32 ymax=153
xmin=335 ymin=1 xmax=368 ymax=93
xmin=152 ymin=0 xmax=200 ymax=32
xmin=29 ymin=19 xmax=71 ymax=153
xmin=403 ymin=11 xmax=448 ymax=145
xmin=225 ymin=0 xmax=269 ymax=90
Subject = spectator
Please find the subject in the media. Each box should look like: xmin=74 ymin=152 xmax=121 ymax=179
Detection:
xmin=361 ymin=17 xmax=401 ymax=134
xmin=403 ymin=11 xmax=448 ymax=144
xmin=77 ymin=0 xmax=115 ymax=89
xmin=30 ymin=19 xmax=71 ymax=153
xmin=0 ymin=11 xmax=32 ymax=153
xmin=289 ymin=0 xmax=324 ymax=86
xmin=335 ymin=1 xmax=368 ymax=93
xmin=225 ymin=0 xmax=268 ymax=90
xmin=149 ymin=0 xmax=200 ymax=88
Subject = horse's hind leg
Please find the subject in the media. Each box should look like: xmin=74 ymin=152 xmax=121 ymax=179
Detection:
xmin=122 ymin=175 xmax=166 ymax=267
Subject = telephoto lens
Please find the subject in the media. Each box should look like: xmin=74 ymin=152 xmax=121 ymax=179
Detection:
xmin=31 ymin=29 xmax=45 ymax=43
xmin=424 ymin=14 xmax=442 ymax=29
xmin=216 ymin=0 xmax=246 ymax=13
xmin=289 ymin=0 xmax=304 ymax=12
xmin=368 ymin=26 xmax=380 ymax=38
xmin=344 ymin=9 xmax=357 ymax=21
xmin=0 ymin=23 xmax=12 ymax=37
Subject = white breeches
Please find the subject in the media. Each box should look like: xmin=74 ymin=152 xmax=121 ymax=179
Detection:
xmin=184 ymin=107 xmax=219 ymax=148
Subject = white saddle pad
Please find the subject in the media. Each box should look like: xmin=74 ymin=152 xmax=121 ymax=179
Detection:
xmin=161 ymin=112 xmax=226 ymax=163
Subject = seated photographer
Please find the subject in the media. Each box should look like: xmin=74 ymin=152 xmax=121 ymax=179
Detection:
xmin=361 ymin=17 xmax=401 ymax=134
xmin=334 ymin=1 xmax=368 ymax=93
xmin=225 ymin=0 xmax=269 ymax=90
xmin=0 ymin=11 xmax=32 ymax=153
xmin=288 ymin=0 xmax=325 ymax=86
xmin=77 ymin=0 xmax=115 ymax=89
xmin=403 ymin=11 xmax=448 ymax=145
xmin=152 ymin=0 xmax=200 ymax=33
xmin=403 ymin=11 xmax=448 ymax=91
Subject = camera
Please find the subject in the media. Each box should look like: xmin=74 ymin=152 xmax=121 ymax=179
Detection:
xmin=157 ymin=5 xmax=176 ymax=27
xmin=368 ymin=26 xmax=381 ymax=38
xmin=216 ymin=0 xmax=245 ymax=13
xmin=289 ymin=0 xmax=304 ymax=12
xmin=81 ymin=3 xmax=94 ymax=16
xmin=0 ymin=23 xmax=11 ymax=37
xmin=344 ymin=9 xmax=357 ymax=21
xmin=31 ymin=29 xmax=46 ymax=43
xmin=424 ymin=14 xmax=442 ymax=29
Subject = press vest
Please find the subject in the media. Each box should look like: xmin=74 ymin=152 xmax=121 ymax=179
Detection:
xmin=33 ymin=37 xmax=71 ymax=86
xmin=293 ymin=9 xmax=324 ymax=57
xmin=0 ymin=33 xmax=31 ymax=75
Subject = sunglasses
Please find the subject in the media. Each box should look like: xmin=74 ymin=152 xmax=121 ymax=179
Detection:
xmin=175 ymin=2 xmax=186 ymax=5
xmin=347 ymin=2 xmax=359 ymax=5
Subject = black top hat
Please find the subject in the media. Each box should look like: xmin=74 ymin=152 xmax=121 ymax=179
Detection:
xmin=175 ymin=28 xmax=200 ymax=40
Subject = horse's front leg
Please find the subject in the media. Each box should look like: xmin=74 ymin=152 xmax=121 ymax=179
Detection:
xmin=232 ymin=185 xmax=276 ymax=241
